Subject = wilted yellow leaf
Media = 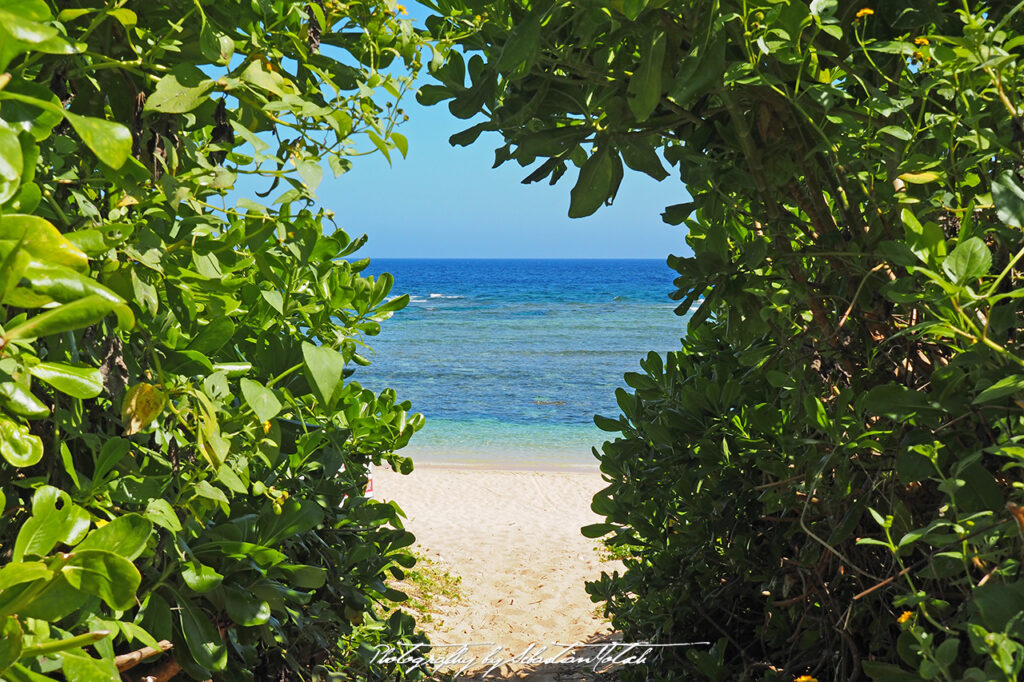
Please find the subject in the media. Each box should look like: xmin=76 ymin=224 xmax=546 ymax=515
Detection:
xmin=122 ymin=383 xmax=166 ymax=435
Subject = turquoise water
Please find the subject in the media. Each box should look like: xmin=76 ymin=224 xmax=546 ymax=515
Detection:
xmin=357 ymin=259 xmax=686 ymax=467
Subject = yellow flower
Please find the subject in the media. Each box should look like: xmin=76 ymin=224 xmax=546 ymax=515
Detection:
xmin=914 ymin=37 xmax=930 ymax=46
xmin=855 ymin=8 xmax=874 ymax=18
xmin=396 ymin=3 xmax=407 ymax=14
xmin=795 ymin=676 xmax=818 ymax=682
xmin=897 ymin=610 xmax=912 ymax=624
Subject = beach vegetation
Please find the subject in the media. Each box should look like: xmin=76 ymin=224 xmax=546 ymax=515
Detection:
xmin=0 ymin=1 xmax=429 ymax=680
xmin=422 ymin=0 xmax=1024 ymax=680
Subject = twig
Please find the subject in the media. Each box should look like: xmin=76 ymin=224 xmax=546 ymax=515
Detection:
xmin=115 ymin=639 xmax=173 ymax=673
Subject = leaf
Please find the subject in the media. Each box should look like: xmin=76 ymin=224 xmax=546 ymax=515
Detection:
xmin=76 ymin=514 xmax=152 ymax=561
xmin=4 ymin=295 xmax=134 ymax=343
xmin=975 ymin=375 xmax=1024 ymax=404
xmin=0 ymin=561 xmax=51 ymax=591
xmin=187 ymin=317 xmax=235 ymax=355
xmin=0 ymin=123 xmax=23 ymax=205
xmin=627 ymin=29 xmax=665 ymax=122
xmin=0 ymin=616 xmax=22 ymax=672
xmin=29 ymin=362 xmax=103 ymax=399
xmin=60 ymin=650 xmax=120 ymax=682
xmin=240 ymin=378 xmax=282 ymax=422
xmin=0 ymin=382 xmax=48 ymax=418
xmin=496 ymin=10 xmax=543 ymax=71
xmin=0 ymin=214 xmax=88 ymax=271
xmin=13 ymin=486 xmax=90 ymax=561
xmin=257 ymin=498 xmax=324 ymax=546
xmin=301 ymin=342 xmax=344 ymax=405
xmin=144 ymin=498 xmax=182 ymax=532
xmin=620 ymin=139 xmax=668 ymax=181
xmin=93 ymin=437 xmax=130 ymax=484
xmin=897 ymin=170 xmax=941 ymax=184
xmin=177 ymin=598 xmax=228 ymax=671
xmin=582 ymin=523 xmax=615 ymax=538
xmin=62 ymin=549 xmax=141 ymax=610
xmin=182 ymin=560 xmax=223 ymax=593
xmin=0 ymin=415 xmax=42 ymax=467
xmin=223 ymin=584 xmax=271 ymax=626
xmin=144 ymin=65 xmax=214 ymax=114
xmin=901 ymin=209 xmax=946 ymax=266
xmin=568 ymin=147 xmax=614 ymax=218
xmin=993 ymin=170 xmax=1024 ymax=227
xmin=942 ymin=237 xmax=991 ymax=284
xmin=121 ymin=383 xmax=165 ymax=435
xmin=63 ymin=112 xmax=131 ymax=169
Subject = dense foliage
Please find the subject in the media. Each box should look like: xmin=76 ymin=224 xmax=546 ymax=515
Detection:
xmin=424 ymin=0 xmax=1024 ymax=680
xmin=0 ymin=1 xmax=430 ymax=680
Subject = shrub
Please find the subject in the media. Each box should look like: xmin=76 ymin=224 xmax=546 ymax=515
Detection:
xmin=0 ymin=1 xmax=429 ymax=679
xmin=424 ymin=0 xmax=1024 ymax=679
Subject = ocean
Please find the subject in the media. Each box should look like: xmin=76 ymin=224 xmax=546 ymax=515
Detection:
xmin=357 ymin=259 xmax=686 ymax=468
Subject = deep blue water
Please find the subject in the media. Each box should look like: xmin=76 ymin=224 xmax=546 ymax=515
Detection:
xmin=356 ymin=259 xmax=685 ymax=467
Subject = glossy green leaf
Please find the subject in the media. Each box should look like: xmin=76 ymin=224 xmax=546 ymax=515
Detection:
xmin=13 ymin=486 xmax=90 ymax=561
xmin=993 ymin=170 xmax=1024 ymax=227
xmin=60 ymin=650 xmax=119 ymax=682
xmin=182 ymin=560 xmax=223 ymax=593
xmin=0 ymin=123 xmax=23 ymax=205
xmin=177 ymin=598 xmax=228 ymax=671
xmin=144 ymin=498 xmax=182 ymax=532
xmin=0 ymin=616 xmax=22 ymax=672
xmin=974 ymin=375 xmax=1024 ymax=404
xmin=942 ymin=236 xmax=991 ymax=284
xmin=61 ymin=549 xmax=141 ymax=610
xmin=0 ymin=382 xmax=48 ymax=419
xmin=0 ymin=415 xmax=42 ymax=467
xmin=76 ymin=514 xmax=152 ymax=561
xmin=223 ymin=584 xmax=271 ymax=626
xmin=301 ymin=341 xmax=344 ymax=405
xmin=0 ymin=561 xmax=51 ymax=591
xmin=0 ymin=214 xmax=88 ymax=271
xmin=63 ymin=112 xmax=130 ymax=169
xmin=4 ymin=295 xmax=134 ymax=343
xmin=29 ymin=362 xmax=103 ymax=399
xmin=240 ymin=378 xmax=282 ymax=422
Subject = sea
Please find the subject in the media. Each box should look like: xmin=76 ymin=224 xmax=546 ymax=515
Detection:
xmin=356 ymin=259 xmax=686 ymax=469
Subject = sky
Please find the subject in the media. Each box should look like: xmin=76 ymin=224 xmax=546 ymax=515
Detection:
xmin=316 ymin=6 xmax=692 ymax=260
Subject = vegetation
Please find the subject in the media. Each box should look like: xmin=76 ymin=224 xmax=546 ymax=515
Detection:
xmin=423 ymin=0 xmax=1024 ymax=680
xmin=386 ymin=551 xmax=462 ymax=627
xmin=0 ymin=1 xmax=432 ymax=680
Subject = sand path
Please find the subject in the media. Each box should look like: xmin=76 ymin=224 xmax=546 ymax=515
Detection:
xmin=375 ymin=465 xmax=623 ymax=681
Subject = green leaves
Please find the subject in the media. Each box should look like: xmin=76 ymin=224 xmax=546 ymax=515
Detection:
xmin=627 ymin=29 xmax=666 ymax=122
xmin=0 ymin=416 xmax=41 ymax=467
xmin=569 ymin=147 xmax=615 ymax=218
xmin=144 ymin=65 xmax=215 ymax=114
xmin=29 ymin=362 xmax=103 ymax=399
xmin=62 ymin=550 xmax=141 ymax=611
xmin=240 ymin=378 xmax=282 ymax=422
xmin=942 ymin=237 xmax=991 ymax=284
xmin=993 ymin=170 xmax=1024 ymax=228
xmin=63 ymin=112 xmax=131 ymax=169
xmin=4 ymin=295 xmax=134 ymax=343
xmin=301 ymin=342 xmax=344 ymax=405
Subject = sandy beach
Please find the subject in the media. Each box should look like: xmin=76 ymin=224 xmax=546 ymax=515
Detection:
xmin=375 ymin=464 xmax=624 ymax=680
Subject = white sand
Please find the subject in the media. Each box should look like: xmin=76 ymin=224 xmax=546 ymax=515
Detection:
xmin=375 ymin=464 xmax=623 ymax=680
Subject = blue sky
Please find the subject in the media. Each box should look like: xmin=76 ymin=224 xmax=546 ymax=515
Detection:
xmin=315 ymin=5 xmax=692 ymax=260
xmin=329 ymin=98 xmax=691 ymax=259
